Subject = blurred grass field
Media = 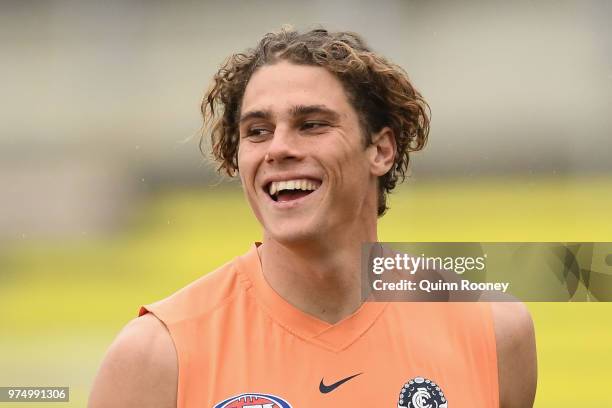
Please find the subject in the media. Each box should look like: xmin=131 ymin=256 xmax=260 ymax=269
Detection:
xmin=1 ymin=175 xmax=611 ymax=407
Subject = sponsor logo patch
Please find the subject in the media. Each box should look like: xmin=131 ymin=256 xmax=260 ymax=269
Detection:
xmin=213 ymin=392 xmax=292 ymax=408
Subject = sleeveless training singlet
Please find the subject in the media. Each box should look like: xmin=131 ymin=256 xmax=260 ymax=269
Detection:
xmin=139 ymin=243 xmax=499 ymax=407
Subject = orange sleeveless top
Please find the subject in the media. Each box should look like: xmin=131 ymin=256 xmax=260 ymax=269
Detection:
xmin=140 ymin=244 xmax=499 ymax=407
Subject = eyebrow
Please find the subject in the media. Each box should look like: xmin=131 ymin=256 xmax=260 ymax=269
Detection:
xmin=239 ymin=104 xmax=340 ymax=124
xmin=289 ymin=104 xmax=340 ymax=121
xmin=238 ymin=110 xmax=272 ymax=124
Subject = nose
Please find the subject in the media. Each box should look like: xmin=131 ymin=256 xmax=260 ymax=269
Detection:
xmin=264 ymin=126 xmax=303 ymax=164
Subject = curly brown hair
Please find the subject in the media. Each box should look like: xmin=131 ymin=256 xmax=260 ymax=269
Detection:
xmin=201 ymin=26 xmax=430 ymax=216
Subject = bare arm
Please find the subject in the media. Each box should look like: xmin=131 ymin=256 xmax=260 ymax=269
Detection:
xmin=491 ymin=302 xmax=537 ymax=408
xmin=88 ymin=313 xmax=178 ymax=408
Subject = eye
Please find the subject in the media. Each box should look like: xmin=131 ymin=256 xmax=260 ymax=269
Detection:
xmin=301 ymin=121 xmax=329 ymax=131
xmin=248 ymin=128 xmax=270 ymax=136
xmin=242 ymin=126 xmax=272 ymax=141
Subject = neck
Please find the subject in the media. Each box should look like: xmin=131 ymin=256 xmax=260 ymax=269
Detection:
xmin=259 ymin=222 xmax=378 ymax=324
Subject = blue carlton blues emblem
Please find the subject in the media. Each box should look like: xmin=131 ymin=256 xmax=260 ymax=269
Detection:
xmin=397 ymin=377 xmax=448 ymax=408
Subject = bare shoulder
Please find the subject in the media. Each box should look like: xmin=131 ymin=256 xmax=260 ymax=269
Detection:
xmin=88 ymin=313 xmax=178 ymax=408
xmin=490 ymin=302 xmax=537 ymax=408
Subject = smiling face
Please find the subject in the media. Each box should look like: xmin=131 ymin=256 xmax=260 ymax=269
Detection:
xmin=237 ymin=60 xmax=393 ymax=245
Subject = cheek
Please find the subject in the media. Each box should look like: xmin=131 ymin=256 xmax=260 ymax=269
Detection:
xmin=237 ymin=143 xmax=265 ymax=198
xmin=317 ymin=135 xmax=359 ymax=179
xmin=237 ymin=144 xmax=255 ymax=179
xmin=323 ymin=156 xmax=369 ymax=198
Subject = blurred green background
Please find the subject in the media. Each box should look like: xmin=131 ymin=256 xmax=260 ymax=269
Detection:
xmin=1 ymin=179 xmax=611 ymax=406
xmin=1 ymin=1 xmax=611 ymax=407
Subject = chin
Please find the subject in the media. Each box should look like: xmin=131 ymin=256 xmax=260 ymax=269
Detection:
xmin=264 ymin=220 xmax=325 ymax=247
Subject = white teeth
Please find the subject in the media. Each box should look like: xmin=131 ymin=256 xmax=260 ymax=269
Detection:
xmin=270 ymin=183 xmax=278 ymax=196
xmin=268 ymin=178 xmax=320 ymax=196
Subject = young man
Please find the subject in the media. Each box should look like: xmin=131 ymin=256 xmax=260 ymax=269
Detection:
xmin=89 ymin=27 xmax=536 ymax=407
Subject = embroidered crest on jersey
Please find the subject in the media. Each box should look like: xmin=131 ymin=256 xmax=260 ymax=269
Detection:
xmin=213 ymin=392 xmax=292 ymax=408
xmin=397 ymin=377 xmax=448 ymax=408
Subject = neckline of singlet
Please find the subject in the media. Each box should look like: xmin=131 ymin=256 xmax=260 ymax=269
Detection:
xmin=235 ymin=242 xmax=388 ymax=353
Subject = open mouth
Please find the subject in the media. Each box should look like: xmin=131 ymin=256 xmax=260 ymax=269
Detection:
xmin=265 ymin=178 xmax=322 ymax=203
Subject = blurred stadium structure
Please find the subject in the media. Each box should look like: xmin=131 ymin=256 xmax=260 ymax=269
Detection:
xmin=1 ymin=0 xmax=611 ymax=239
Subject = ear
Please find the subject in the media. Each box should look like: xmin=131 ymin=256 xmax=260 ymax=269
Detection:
xmin=367 ymin=127 xmax=396 ymax=177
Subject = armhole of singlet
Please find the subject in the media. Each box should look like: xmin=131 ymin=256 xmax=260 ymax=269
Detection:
xmin=139 ymin=306 xmax=181 ymax=408
xmin=483 ymin=301 xmax=501 ymax=408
